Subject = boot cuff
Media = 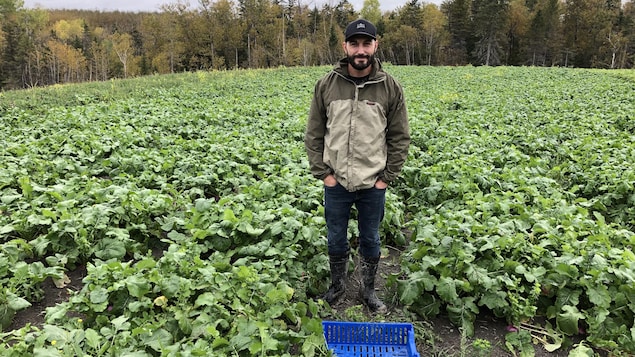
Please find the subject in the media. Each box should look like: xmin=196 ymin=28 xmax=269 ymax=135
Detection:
xmin=328 ymin=253 xmax=349 ymax=263
xmin=360 ymin=255 xmax=381 ymax=264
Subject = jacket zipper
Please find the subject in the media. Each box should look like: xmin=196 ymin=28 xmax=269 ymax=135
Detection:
xmin=333 ymin=71 xmax=386 ymax=190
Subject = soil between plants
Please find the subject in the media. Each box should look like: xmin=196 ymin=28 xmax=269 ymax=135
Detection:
xmin=7 ymin=249 xmax=603 ymax=357
xmin=324 ymin=246 xmax=601 ymax=357
xmin=7 ymin=264 xmax=87 ymax=332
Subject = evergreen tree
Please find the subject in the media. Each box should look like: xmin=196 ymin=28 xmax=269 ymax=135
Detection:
xmin=442 ymin=0 xmax=473 ymax=64
xmin=472 ymin=0 xmax=509 ymax=65
xmin=504 ymin=0 xmax=530 ymax=65
xmin=1 ymin=0 xmax=22 ymax=88
xmin=527 ymin=0 xmax=562 ymax=65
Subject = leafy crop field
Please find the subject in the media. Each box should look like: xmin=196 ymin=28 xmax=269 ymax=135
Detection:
xmin=1 ymin=66 xmax=634 ymax=356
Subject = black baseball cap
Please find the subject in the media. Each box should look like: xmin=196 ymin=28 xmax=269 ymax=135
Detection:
xmin=344 ymin=19 xmax=377 ymax=41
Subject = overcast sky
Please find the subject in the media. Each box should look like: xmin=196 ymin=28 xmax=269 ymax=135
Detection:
xmin=22 ymin=0 xmax=440 ymax=13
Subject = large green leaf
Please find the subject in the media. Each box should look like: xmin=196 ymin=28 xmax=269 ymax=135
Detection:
xmin=557 ymin=305 xmax=584 ymax=335
xmin=437 ymin=276 xmax=459 ymax=302
xmin=94 ymin=238 xmax=126 ymax=260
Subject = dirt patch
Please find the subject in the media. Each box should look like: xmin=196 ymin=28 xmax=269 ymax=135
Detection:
xmin=7 ymin=264 xmax=86 ymax=331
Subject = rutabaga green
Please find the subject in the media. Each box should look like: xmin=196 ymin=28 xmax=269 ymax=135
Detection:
xmin=2 ymin=66 xmax=635 ymax=355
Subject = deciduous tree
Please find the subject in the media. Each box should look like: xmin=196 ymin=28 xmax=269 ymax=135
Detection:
xmin=111 ymin=32 xmax=136 ymax=77
xmin=53 ymin=19 xmax=84 ymax=42
xmin=421 ymin=3 xmax=448 ymax=65
xmin=47 ymin=38 xmax=87 ymax=83
xmin=360 ymin=0 xmax=381 ymax=24
xmin=21 ymin=8 xmax=49 ymax=87
xmin=142 ymin=10 xmax=184 ymax=73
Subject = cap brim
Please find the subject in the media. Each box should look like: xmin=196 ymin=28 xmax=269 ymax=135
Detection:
xmin=345 ymin=32 xmax=376 ymax=41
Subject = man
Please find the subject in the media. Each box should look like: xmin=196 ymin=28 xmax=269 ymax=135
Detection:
xmin=304 ymin=19 xmax=410 ymax=313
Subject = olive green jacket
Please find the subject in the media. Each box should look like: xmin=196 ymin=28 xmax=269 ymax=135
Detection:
xmin=304 ymin=58 xmax=410 ymax=192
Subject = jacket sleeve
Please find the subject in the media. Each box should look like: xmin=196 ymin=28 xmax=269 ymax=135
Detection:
xmin=381 ymin=81 xmax=410 ymax=183
xmin=304 ymin=79 xmax=333 ymax=180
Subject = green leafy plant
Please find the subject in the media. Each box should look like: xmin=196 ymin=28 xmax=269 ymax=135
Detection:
xmin=472 ymin=338 xmax=492 ymax=356
xmin=2 ymin=66 xmax=635 ymax=355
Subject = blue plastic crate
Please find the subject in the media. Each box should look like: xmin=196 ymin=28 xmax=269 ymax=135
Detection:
xmin=322 ymin=321 xmax=420 ymax=357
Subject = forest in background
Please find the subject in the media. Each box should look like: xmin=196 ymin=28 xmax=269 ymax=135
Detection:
xmin=1 ymin=0 xmax=634 ymax=90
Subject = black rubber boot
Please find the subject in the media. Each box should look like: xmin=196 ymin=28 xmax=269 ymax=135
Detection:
xmin=322 ymin=254 xmax=348 ymax=305
xmin=359 ymin=256 xmax=387 ymax=313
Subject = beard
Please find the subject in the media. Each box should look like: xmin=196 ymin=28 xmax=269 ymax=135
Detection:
xmin=347 ymin=54 xmax=374 ymax=71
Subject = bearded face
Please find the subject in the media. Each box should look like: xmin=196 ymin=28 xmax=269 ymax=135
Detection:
xmin=344 ymin=36 xmax=377 ymax=71
xmin=347 ymin=53 xmax=375 ymax=71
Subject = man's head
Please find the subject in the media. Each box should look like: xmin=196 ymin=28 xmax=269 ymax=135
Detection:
xmin=343 ymin=19 xmax=378 ymax=72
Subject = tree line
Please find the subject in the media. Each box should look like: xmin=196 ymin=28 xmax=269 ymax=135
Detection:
xmin=1 ymin=0 xmax=634 ymax=90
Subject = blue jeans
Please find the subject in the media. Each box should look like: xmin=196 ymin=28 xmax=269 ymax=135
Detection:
xmin=324 ymin=183 xmax=386 ymax=258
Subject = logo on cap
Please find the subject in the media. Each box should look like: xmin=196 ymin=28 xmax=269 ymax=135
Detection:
xmin=357 ymin=23 xmax=365 ymax=29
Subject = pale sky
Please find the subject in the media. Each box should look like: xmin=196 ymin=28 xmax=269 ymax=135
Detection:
xmin=22 ymin=0 xmax=441 ymax=13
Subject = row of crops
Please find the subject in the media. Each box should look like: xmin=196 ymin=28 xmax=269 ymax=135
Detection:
xmin=1 ymin=66 xmax=634 ymax=356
